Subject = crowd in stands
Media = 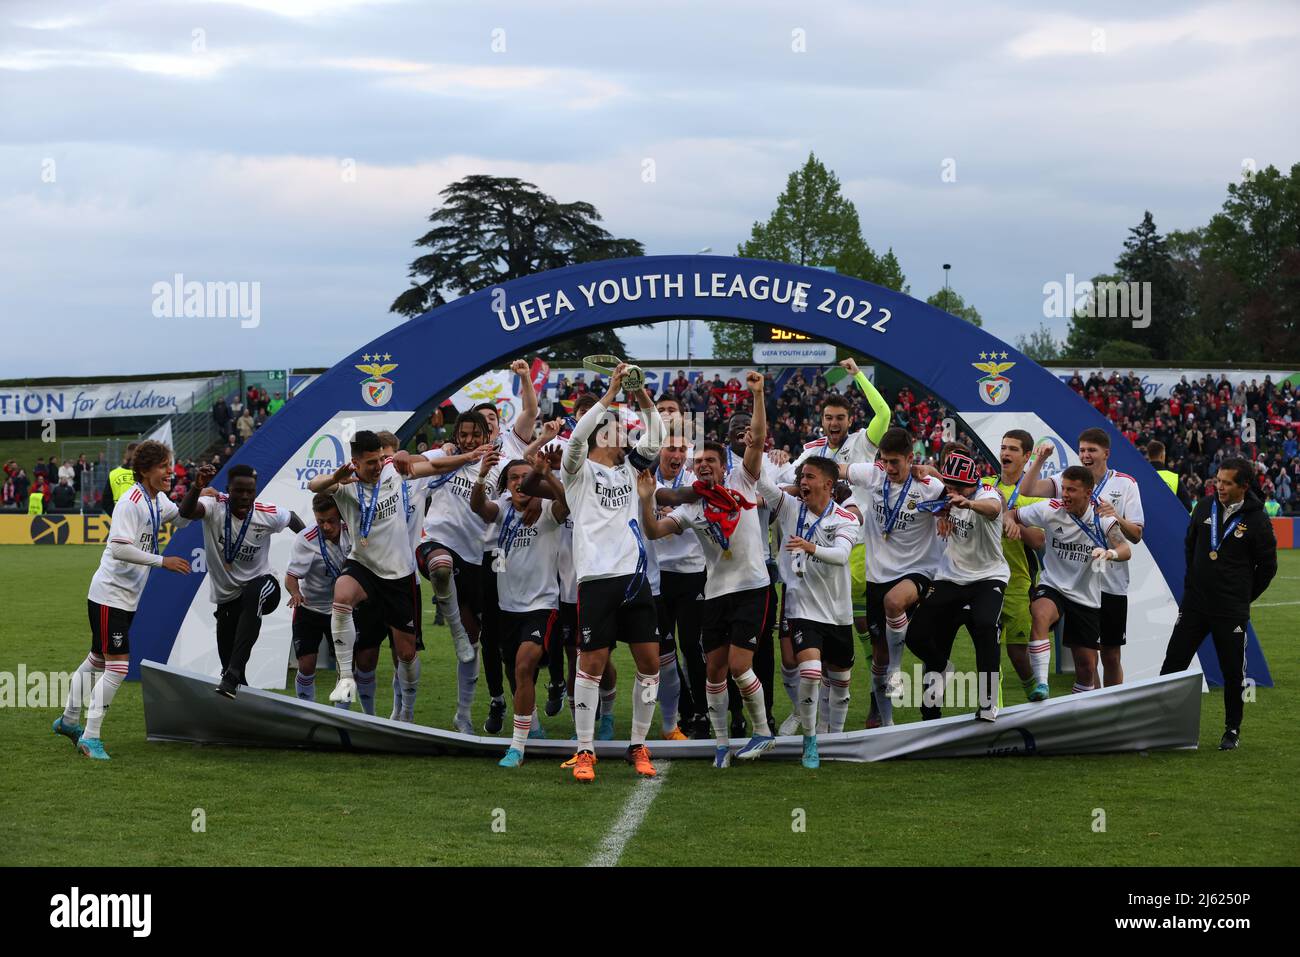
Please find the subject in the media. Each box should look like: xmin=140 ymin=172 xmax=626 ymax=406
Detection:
xmin=211 ymin=385 xmax=286 ymax=459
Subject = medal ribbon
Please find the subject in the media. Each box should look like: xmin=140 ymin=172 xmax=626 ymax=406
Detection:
xmin=624 ymin=519 xmax=648 ymax=602
xmin=317 ymin=527 xmax=340 ymax=578
xmin=497 ymin=503 xmax=524 ymax=558
xmin=797 ymin=498 xmax=835 ymax=543
xmin=1210 ymin=498 xmax=1244 ymax=554
xmin=881 ymin=474 xmax=913 ymax=535
xmin=1068 ymin=509 xmax=1108 ymax=550
xmin=137 ymin=483 xmax=160 ymax=555
xmin=356 ymin=479 xmax=379 ymax=539
xmin=223 ymin=499 xmax=254 ymax=564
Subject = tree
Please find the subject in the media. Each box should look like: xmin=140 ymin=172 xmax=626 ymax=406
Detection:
xmin=706 ymin=321 xmax=754 ymax=362
xmin=925 ymin=287 xmax=982 ymax=326
xmin=738 ymin=152 xmax=909 ymax=292
xmin=1015 ymin=323 xmax=1063 ymax=362
xmin=389 ymin=174 xmax=645 ymax=360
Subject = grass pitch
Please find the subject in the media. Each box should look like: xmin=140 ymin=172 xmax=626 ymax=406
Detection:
xmin=1 ymin=544 xmax=1296 ymax=866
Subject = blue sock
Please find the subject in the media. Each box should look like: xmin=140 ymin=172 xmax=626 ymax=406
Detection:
xmin=355 ymin=668 xmax=377 ymax=716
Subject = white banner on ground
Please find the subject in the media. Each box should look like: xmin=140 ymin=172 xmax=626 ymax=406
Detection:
xmin=0 ymin=377 xmax=218 ymax=422
xmin=142 ymin=663 xmax=1203 ymax=761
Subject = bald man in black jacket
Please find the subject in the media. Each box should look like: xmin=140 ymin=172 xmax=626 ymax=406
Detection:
xmin=1160 ymin=457 xmax=1277 ymax=750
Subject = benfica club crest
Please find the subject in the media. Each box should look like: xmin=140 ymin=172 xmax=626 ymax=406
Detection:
xmin=356 ymin=354 xmax=397 ymax=407
xmin=972 ymin=354 xmax=1015 ymax=406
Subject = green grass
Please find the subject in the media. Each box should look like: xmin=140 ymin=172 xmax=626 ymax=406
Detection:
xmin=1 ymin=544 xmax=1296 ymax=866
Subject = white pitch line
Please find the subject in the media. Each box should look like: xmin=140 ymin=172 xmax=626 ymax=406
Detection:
xmin=586 ymin=762 xmax=671 ymax=867
xmin=1254 ymin=600 xmax=1300 ymax=607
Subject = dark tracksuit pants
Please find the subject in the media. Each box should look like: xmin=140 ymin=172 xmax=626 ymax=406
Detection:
xmin=215 ymin=574 xmax=281 ymax=686
xmin=659 ymin=570 xmax=707 ymax=721
xmin=1161 ymin=606 xmax=1248 ymax=732
xmin=906 ymin=579 xmax=1004 ymax=719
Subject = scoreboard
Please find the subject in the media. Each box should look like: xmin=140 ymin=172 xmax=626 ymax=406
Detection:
xmin=752 ymin=325 xmax=835 ymax=363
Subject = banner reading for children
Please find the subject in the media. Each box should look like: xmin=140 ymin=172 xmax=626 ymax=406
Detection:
xmin=0 ymin=377 xmax=218 ymax=422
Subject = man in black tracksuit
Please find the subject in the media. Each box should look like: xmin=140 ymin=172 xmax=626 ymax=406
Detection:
xmin=1160 ymin=457 xmax=1277 ymax=750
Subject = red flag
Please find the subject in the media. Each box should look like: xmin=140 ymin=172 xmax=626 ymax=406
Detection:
xmin=530 ymin=358 xmax=550 ymax=397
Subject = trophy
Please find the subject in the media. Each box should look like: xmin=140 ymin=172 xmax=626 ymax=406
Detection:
xmin=583 ymin=354 xmax=645 ymax=393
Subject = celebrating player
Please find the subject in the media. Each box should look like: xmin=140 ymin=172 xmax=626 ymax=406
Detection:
xmin=1010 ymin=465 xmax=1132 ymax=693
xmin=54 ymin=440 xmax=192 ymax=761
xmin=979 ymin=431 xmax=1049 ymax=701
xmin=1016 ymin=428 xmax=1144 ymax=687
xmin=470 ymin=449 xmax=568 ymax=767
xmin=560 ymin=362 xmax=665 ymax=782
xmin=179 ymin=463 xmax=303 ymax=698
xmin=639 ymin=371 xmax=775 ymax=767
xmin=841 ymin=428 xmax=946 ymax=727
xmin=907 ymin=445 xmax=1008 ymax=721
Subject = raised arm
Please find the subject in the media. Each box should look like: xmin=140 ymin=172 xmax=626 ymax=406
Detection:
xmin=287 ymin=511 xmax=305 ymax=534
xmin=743 ymin=370 xmax=765 ymax=479
xmin=842 ymin=357 xmax=890 ymax=446
xmin=509 ymin=358 xmax=539 ymax=443
xmin=563 ymin=366 xmax=625 ymax=474
xmin=469 ymin=450 xmax=502 ymax=523
xmin=308 ymin=460 xmax=356 ymax=494
xmin=631 ymin=385 xmax=665 ymax=463
xmin=179 ymin=464 xmax=216 ymax=519
xmin=1017 ymin=442 xmax=1058 ymax=499
xmin=637 ymin=469 xmax=682 ymax=540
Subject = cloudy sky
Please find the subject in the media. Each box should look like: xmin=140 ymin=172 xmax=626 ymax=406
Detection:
xmin=2 ymin=0 xmax=1297 ymax=379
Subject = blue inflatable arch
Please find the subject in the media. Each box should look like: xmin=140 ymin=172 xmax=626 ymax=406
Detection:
xmin=134 ymin=255 xmax=1269 ymax=687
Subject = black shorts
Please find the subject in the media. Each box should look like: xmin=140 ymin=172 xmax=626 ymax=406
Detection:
xmin=701 ymin=586 xmax=771 ymax=654
xmin=558 ymin=601 xmax=578 ymax=648
xmin=865 ymin=574 xmax=932 ymax=641
xmin=341 ymin=559 xmax=420 ymax=638
xmin=292 ymin=606 xmax=331 ymax=659
xmin=1100 ymin=592 xmax=1127 ymax=648
xmin=787 ymin=618 xmax=855 ymax=669
xmin=501 ymin=609 xmax=560 ymax=652
xmin=416 ymin=542 xmax=483 ymax=616
xmin=353 ymin=598 xmax=398 ymax=651
xmin=576 ymin=575 xmax=658 ymax=651
xmin=1031 ymin=584 xmax=1101 ymax=650
xmin=88 ymin=600 xmax=134 ymax=656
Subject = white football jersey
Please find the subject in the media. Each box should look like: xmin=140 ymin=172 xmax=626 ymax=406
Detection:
xmin=669 ymin=463 xmax=770 ymax=600
xmin=562 ymin=457 xmax=646 ymax=584
xmin=493 ymin=494 xmax=563 ymax=613
xmin=758 ymin=477 xmax=857 ymax=626
xmin=421 ymin=449 xmax=488 ymax=565
xmin=401 ymin=476 xmax=431 ymax=572
xmin=87 ymin=484 xmax=188 ymax=611
xmin=286 ymin=522 xmax=352 ymax=615
xmin=200 ymin=494 xmax=293 ymax=604
xmin=1016 ymin=499 xmax=1120 ymax=607
xmin=846 ymin=462 xmax=945 ymax=583
xmin=936 ymin=484 xmax=1010 ymax=585
xmin=334 ymin=460 xmax=413 ymax=580
xmin=652 ymin=466 xmax=705 ymax=574
xmin=1050 ymin=469 xmax=1143 ymax=595
xmin=480 ymin=426 xmax=534 ymax=553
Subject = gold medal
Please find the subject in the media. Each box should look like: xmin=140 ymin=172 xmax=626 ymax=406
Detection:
xmin=722 ymin=548 xmax=732 ymax=560
xmin=907 ymin=500 xmax=916 ymax=510
xmin=1209 ymin=550 xmax=1218 ymax=561
xmin=360 ymin=537 xmax=368 ymax=549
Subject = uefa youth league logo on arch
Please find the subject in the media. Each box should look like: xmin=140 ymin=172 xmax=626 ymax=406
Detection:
xmin=356 ymin=354 xmax=397 ymax=407
xmin=972 ymin=354 xmax=1015 ymax=406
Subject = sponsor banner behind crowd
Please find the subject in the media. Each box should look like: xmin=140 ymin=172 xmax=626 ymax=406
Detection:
xmin=0 ymin=377 xmax=218 ymax=422
xmin=1051 ymin=367 xmax=1299 ymax=401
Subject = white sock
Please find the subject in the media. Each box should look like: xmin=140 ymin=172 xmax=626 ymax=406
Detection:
xmin=330 ymin=603 xmax=356 ymax=680
xmin=1071 ymin=681 xmax=1092 ymax=694
xmin=735 ymin=668 xmax=771 ymax=736
xmin=631 ymin=671 xmax=659 ymax=746
xmin=574 ymin=669 xmax=601 ymax=751
xmin=84 ymin=660 xmax=127 ymax=739
xmin=705 ymin=679 xmax=730 ymax=746
xmin=818 ymin=678 xmax=831 ymax=733
xmin=294 ymin=669 xmax=315 ymax=701
xmin=63 ymin=653 xmax=103 ymax=723
xmin=657 ymin=651 xmax=680 ymax=732
xmin=797 ymin=661 xmax=822 ymax=738
xmin=1029 ymin=639 xmax=1051 ymax=685
xmin=397 ymin=657 xmax=419 ymax=720
xmin=600 ymin=685 xmax=617 ymax=718
xmin=826 ymin=668 xmax=852 ymax=733
xmin=511 ymin=712 xmax=531 ymax=753
xmin=871 ymin=664 xmax=894 ymax=726
xmin=390 ymin=671 xmax=402 ymax=720
xmin=456 ymin=651 xmax=478 ymax=722
xmin=885 ymin=613 xmax=909 ymax=675
xmin=781 ymin=663 xmax=800 ymax=712
xmin=355 ymin=668 xmax=377 ymax=715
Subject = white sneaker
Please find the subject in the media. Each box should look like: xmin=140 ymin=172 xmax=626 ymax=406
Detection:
xmin=329 ymin=677 xmax=357 ymax=704
xmin=975 ymin=705 xmax=998 ymax=723
xmin=779 ymin=713 xmax=802 ymax=736
xmin=453 ymin=713 xmax=474 ymax=735
xmin=453 ymin=633 xmax=476 ymax=664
